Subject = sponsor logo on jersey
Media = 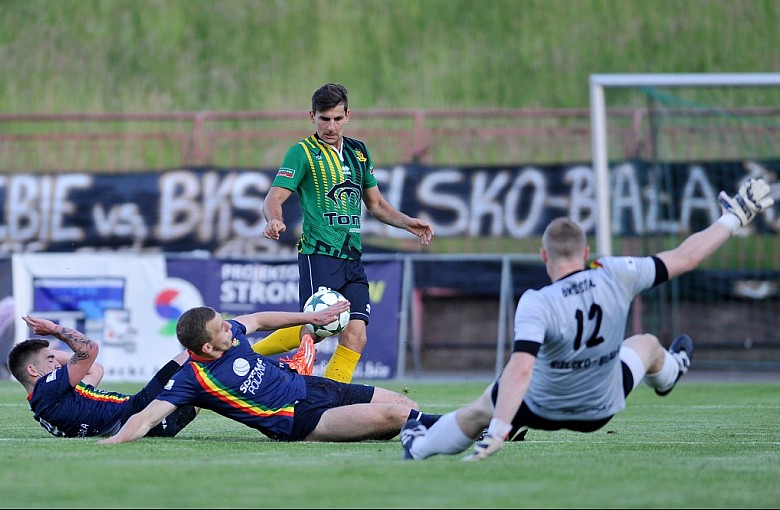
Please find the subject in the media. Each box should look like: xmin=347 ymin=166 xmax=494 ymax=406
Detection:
xmin=164 ymin=379 xmax=175 ymax=390
xmin=326 ymin=179 xmax=361 ymax=206
xmin=277 ymin=167 xmax=295 ymax=178
xmin=342 ymin=165 xmax=351 ymax=176
xmin=354 ymin=150 xmax=367 ymax=162
xmin=233 ymin=358 xmax=250 ymax=377
xmin=239 ymin=358 xmax=267 ymax=395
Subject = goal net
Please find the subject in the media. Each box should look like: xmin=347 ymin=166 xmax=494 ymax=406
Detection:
xmin=590 ymin=74 xmax=780 ymax=370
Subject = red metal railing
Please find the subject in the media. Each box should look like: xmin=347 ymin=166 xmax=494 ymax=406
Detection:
xmin=0 ymin=109 xmax=627 ymax=172
xmin=2 ymin=107 xmax=779 ymax=173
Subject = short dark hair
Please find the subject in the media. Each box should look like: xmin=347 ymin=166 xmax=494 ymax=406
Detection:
xmin=176 ymin=307 xmax=218 ymax=353
xmin=8 ymin=339 xmax=50 ymax=383
xmin=311 ymin=83 xmax=349 ymax=114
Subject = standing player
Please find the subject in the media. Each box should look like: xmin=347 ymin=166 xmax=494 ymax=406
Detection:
xmin=400 ymin=177 xmax=773 ymax=461
xmin=253 ymin=83 xmax=434 ymax=383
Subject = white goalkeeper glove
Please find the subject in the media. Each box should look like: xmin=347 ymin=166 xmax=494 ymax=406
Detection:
xmin=717 ymin=177 xmax=774 ymax=232
xmin=463 ymin=418 xmax=512 ymax=462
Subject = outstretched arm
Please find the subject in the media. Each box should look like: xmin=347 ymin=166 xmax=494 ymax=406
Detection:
xmin=464 ymin=351 xmax=535 ymax=461
xmin=98 ymin=400 xmax=176 ymax=444
xmin=363 ymin=186 xmax=434 ymax=245
xmin=235 ymin=300 xmax=351 ymax=334
xmin=657 ymin=177 xmax=774 ymax=279
xmin=656 ymin=220 xmax=732 ymax=279
xmin=23 ymin=315 xmax=99 ymax=387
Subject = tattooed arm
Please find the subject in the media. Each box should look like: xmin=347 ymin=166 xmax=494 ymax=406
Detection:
xmin=51 ymin=349 xmax=105 ymax=387
xmin=22 ymin=315 xmax=100 ymax=387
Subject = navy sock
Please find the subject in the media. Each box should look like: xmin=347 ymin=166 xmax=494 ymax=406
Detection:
xmin=407 ymin=410 xmax=442 ymax=428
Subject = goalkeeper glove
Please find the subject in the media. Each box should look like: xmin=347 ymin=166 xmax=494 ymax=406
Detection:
xmin=463 ymin=418 xmax=512 ymax=462
xmin=717 ymin=177 xmax=774 ymax=231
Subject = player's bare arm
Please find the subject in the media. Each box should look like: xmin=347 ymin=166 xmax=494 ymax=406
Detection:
xmin=52 ymin=350 xmax=105 ymax=387
xmin=236 ymin=301 xmax=350 ymax=333
xmin=657 ymin=177 xmax=774 ymax=279
xmin=363 ymin=187 xmax=434 ymax=245
xmin=465 ymin=351 xmax=535 ymax=461
xmin=656 ymin=222 xmax=732 ymax=279
xmin=22 ymin=315 xmax=99 ymax=386
xmin=98 ymin=399 xmax=176 ymax=445
xmin=262 ymin=186 xmax=293 ymax=240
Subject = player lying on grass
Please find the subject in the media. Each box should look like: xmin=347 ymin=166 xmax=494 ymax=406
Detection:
xmin=99 ymin=303 xmax=439 ymax=445
xmin=400 ymin=177 xmax=774 ymax=461
xmin=8 ymin=315 xmax=199 ymax=438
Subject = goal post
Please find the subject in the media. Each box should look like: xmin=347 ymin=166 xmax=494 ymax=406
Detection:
xmin=590 ymin=73 xmax=780 ymax=257
xmin=588 ymin=73 xmax=780 ymax=369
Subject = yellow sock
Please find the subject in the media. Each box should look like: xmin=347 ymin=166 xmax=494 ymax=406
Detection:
xmin=252 ymin=326 xmax=303 ymax=356
xmin=324 ymin=344 xmax=361 ymax=383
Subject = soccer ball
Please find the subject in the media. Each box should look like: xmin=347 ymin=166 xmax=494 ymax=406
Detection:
xmin=303 ymin=288 xmax=350 ymax=338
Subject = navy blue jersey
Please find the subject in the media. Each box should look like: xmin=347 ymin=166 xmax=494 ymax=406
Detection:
xmin=28 ymin=364 xmax=130 ymax=438
xmin=156 ymin=320 xmax=307 ymax=439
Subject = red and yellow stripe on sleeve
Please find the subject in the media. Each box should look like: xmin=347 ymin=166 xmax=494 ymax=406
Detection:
xmin=74 ymin=383 xmax=130 ymax=403
xmin=190 ymin=363 xmax=294 ymax=419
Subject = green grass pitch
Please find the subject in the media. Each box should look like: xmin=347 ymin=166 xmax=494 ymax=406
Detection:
xmin=1 ymin=378 xmax=779 ymax=508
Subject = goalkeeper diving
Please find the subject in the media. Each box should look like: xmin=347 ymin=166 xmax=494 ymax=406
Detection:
xmin=400 ymin=177 xmax=774 ymax=461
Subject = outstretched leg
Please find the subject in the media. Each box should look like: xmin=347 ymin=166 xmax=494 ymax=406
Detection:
xmin=402 ymin=383 xmax=494 ymax=460
xmin=622 ymin=333 xmax=693 ymax=396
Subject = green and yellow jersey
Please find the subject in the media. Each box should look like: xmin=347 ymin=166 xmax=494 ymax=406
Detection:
xmin=272 ymin=134 xmax=377 ymax=259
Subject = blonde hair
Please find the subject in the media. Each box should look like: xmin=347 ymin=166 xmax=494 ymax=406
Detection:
xmin=542 ymin=217 xmax=587 ymax=260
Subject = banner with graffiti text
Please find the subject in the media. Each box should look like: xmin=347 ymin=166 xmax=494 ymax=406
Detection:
xmin=1 ymin=161 xmax=777 ymax=257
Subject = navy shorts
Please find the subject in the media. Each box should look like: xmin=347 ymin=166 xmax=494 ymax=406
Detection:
xmin=284 ymin=376 xmax=375 ymax=442
xmin=120 ymin=360 xmax=197 ymax=437
xmin=494 ymin=361 xmax=635 ymax=438
xmin=298 ymin=253 xmax=371 ymax=324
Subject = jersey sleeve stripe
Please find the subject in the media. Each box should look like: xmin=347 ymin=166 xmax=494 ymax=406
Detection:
xmin=189 ymin=363 xmax=295 ymax=418
xmin=74 ymin=383 xmax=130 ymax=403
xmin=512 ymin=339 xmax=541 ymax=356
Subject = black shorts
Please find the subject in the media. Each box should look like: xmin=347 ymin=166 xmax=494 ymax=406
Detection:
xmin=120 ymin=360 xmax=197 ymax=438
xmin=298 ymin=253 xmax=370 ymax=324
xmin=282 ymin=376 xmax=375 ymax=442
xmin=494 ymin=361 xmax=635 ymax=438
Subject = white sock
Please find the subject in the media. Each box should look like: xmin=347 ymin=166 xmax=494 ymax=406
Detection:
xmin=411 ymin=411 xmax=474 ymax=459
xmin=643 ymin=350 xmax=679 ymax=392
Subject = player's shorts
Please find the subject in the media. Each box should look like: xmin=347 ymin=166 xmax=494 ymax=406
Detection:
xmin=117 ymin=359 xmax=196 ymax=437
xmin=281 ymin=376 xmax=375 ymax=442
xmin=146 ymin=405 xmax=198 ymax=437
xmin=298 ymin=253 xmax=370 ymax=324
xmin=494 ymin=361 xmax=635 ymax=437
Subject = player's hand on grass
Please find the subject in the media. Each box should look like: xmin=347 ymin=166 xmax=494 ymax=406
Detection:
xmin=718 ymin=177 xmax=774 ymax=227
xmin=463 ymin=418 xmax=512 ymax=462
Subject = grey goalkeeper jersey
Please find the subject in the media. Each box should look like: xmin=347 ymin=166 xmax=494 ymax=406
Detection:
xmin=515 ymin=256 xmax=657 ymax=421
